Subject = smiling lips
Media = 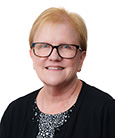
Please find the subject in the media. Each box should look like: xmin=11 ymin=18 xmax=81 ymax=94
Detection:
xmin=46 ymin=66 xmax=64 ymax=70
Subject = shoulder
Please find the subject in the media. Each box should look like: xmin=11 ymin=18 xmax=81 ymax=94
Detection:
xmin=0 ymin=89 xmax=41 ymax=137
xmin=81 ymin=81 xmax=115 ymax=123
xmin=82 ymin=81 xmax=114 ymax=106
xmin=76 ymin=81 xmax=115 ymax=137
xmin=1 ymin=89 xmax=41 ymax=123
xmin=7 ymin=89 xmax=40 ymax=112
xmin=11 ymin=89 xmax=39 ymax=104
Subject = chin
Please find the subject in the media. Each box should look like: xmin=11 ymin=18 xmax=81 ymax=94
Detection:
xmin=43 ymin=79 xmax=66 ymax=87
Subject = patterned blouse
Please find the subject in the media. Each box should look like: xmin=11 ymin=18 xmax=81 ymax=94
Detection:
xmin=32 ymin=99 xmax=75 ymax=138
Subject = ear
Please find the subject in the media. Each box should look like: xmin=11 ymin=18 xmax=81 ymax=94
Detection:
xmin=29 ymin=49 xmax=35 ymax=70
xmin=77 ymin=51 xmax=86 ymax=72
xmin=29 ymin=49 xmax=33 ymax=59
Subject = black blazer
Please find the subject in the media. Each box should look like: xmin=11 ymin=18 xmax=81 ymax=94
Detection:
xmin=0 ymin=81 xmax=115 ymax=138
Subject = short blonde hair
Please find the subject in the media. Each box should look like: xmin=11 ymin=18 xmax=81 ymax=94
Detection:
xmin=29 ymin=7 xmax=87 ymax=51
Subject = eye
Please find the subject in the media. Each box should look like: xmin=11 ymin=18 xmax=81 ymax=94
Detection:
xmin=62 ymin=45 xmax=72 ymax=50
xmin=63 ymin=45 xmax=69 ymax=48
xmin=42 ymin=44 xmax=48 ymax=48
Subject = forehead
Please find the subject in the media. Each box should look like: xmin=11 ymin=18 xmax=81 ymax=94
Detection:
xmin=33 ymin=22 xmax=80 ymax=44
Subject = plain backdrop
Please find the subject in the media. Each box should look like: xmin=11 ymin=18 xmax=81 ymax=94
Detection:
xmin=0 ymin=0 xmax=115 ymax=119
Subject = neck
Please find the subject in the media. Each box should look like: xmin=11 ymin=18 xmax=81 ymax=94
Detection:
xmin=36 ymin=76 xmax=82 ymax=114
xmin=44 ymin=76 xmax=79 ymax=99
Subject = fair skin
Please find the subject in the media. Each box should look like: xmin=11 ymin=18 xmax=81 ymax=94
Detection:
xmin=30 ymin=21 xmax=86 ymax=114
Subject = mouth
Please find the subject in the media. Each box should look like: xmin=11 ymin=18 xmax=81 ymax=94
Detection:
xmin=46 ymin=66 xmax=64 ymax=70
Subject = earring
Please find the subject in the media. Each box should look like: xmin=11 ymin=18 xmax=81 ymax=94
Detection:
xmin=77 ymin=69 xmax=81 ymax=72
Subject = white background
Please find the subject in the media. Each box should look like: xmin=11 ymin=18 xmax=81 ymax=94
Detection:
xmin=0 ymin=0 xmax=115 ymax=119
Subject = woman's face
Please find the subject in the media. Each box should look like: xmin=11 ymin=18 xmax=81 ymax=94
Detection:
xmin=30 ymin=22 xmax=86 ymax=87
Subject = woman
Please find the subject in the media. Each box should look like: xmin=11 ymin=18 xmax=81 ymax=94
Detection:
xmin=0 ymin=7 xmax=115 ymax=138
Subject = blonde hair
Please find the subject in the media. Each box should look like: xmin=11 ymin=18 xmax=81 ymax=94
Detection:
xmin=29 ymin=7 xmax=87 ymax=51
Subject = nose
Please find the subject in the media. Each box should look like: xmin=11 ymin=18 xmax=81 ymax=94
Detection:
xmin=48 ymin=48 xmax=62 ymax=61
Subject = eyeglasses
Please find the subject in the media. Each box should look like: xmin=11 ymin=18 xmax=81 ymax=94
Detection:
xmin=31 ymin=42 xmax=82 ymax=59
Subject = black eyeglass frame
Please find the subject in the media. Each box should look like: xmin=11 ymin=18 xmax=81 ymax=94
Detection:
xmin=31 ymin=42 xmax=83 ymax=59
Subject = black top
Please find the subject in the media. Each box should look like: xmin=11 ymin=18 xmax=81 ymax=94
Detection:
xmin=0 ymin=81 xmax=115 ymax=138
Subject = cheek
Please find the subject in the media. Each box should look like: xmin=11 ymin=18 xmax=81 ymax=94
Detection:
xmin=32 ymin=57 xmax=45 ymax=69
xmin=72 ymin=61 xmax=79 ymax=72
xmin=66 ymin=58 xmax=79 ymax=73
xmin=72 ymin=56 xmax=80 ymax=68
xmin=71 ymin=57 xmax=81 ymax=73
